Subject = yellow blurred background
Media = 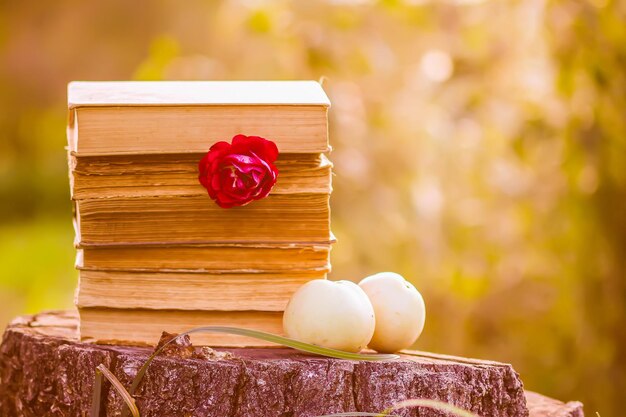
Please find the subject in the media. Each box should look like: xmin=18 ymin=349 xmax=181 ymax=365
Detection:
xmin=1 ymin=0 xmax=624 ymax=414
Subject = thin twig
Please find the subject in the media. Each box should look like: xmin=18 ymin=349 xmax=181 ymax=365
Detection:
xmin=314 ymin=398 xmax=477 ymax=417
xmin=90 ymin=366 xmax=103 ymax=417
xmin=97 ymin=364 xmax=140 ymax=417
xmin=381 ymin=398 xmax=478 ymax=417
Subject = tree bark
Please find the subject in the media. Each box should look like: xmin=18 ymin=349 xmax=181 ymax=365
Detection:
xmin=0 ymin=311 xmax=582 ymax=417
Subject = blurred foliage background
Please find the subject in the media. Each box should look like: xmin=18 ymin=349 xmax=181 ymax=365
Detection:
xmin=1 ymin=0 xmax=624 ymax=414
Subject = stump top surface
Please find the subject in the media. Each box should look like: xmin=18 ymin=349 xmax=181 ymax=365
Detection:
xmin=1 ymin=311 xmax=584 ymax=417
xmin=9 ymin=310 xmax=515 ymax=367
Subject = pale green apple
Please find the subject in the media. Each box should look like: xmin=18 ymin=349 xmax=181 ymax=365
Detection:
xmin=283 ymin=279 xmax=375 ymax=352
xmin=359 ymin=272 xmax=426 ymax=353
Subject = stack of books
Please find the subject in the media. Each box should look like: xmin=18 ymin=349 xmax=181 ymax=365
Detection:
xmin=67 ymin=81 xmax=334 ymax=346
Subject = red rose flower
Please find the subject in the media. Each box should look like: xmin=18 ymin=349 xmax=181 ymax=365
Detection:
xmin=198 ymin=134 xmax=279 ymax=208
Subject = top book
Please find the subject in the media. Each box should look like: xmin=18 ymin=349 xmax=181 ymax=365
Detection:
xmin=67 ymin=81 xmax=330 ymax=155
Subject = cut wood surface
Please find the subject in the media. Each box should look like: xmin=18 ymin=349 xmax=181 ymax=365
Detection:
xmin=524 ymin=392 xmax=584 ymax=417
xmin=0 ymin=311 xmax=584 ymax=417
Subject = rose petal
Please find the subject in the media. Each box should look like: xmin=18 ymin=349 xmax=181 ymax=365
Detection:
xmin=231 ymin=135 xmax=279 ymax=162
xmin=247 ymin=136 xmax=279 ymax=162
xmin=198 ymin=134 xmax=279 ymax=208
xmin=209 ymin=141 xmax=231 ymax=152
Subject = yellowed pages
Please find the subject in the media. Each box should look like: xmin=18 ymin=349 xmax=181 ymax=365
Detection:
xmin=79 ymin=308 xmax=284 ymax=347
xmin=77 ymin=269 xmax=327 ymax=311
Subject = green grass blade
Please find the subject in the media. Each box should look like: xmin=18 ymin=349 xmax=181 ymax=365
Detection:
xmin=97 ymin=364 xmax=140 ymax=417
xmin=194 ymin=327 xmax=399 ymax=361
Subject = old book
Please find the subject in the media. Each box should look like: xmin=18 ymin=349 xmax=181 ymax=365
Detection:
xmin=78 ymin=308 xmax=283 ymax=346
xmin=74 ymin=193 xmax=332 ymax=246
xmin=76 ymin=269 xmax=327 ymax=311
xmin=76 ymin=243 xmax=332 ymax=272
xmin=69 ymin=152 xmax=333 ymax=200
xmin=68 ymin=81 xmax=330 ymax=155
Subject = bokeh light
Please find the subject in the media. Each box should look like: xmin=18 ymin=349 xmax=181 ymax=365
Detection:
xmin=1 ymin=0 xmax=624 ymax=414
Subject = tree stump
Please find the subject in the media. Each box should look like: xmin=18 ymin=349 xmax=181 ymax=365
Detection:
xmin=0 ymin=311 xmax=583 ymax=417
